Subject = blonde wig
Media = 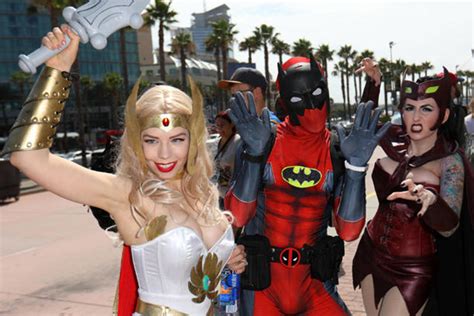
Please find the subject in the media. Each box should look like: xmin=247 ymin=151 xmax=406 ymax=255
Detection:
xmin=116 ymin=78 xmax=225 ymax=226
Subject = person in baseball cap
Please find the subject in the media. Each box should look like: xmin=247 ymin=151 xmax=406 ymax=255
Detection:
xmin=218 ymin=67 xmax=268 ymax=116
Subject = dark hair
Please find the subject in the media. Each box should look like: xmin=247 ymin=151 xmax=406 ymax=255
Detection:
xmin=215 ymin=111 xmax=236 ymax=134
xmin=215 ymin=111 xmax=232 ymax=124
xmin=411 ymin=76 xmax=459 ymax=143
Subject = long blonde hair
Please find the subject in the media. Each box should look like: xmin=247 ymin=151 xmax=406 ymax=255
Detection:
xmin=116 ymin=83 xmax=224 ymax=226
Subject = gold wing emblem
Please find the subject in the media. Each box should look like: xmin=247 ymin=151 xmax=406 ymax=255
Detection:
xmin=188 ymin=253 xmax=223 ymax=303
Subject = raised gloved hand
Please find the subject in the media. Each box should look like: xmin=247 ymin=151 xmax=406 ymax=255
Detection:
xmin=335 ymin=101 xmax=390 ymax=167
xmin=228 ymin=92 xmax=272 ymax=156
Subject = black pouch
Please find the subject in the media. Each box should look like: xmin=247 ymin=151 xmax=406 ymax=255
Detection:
xmin=236 ymin=234 xmax=271 ymax=290
xmin=310 ymin=235 xmax=345 ymax=284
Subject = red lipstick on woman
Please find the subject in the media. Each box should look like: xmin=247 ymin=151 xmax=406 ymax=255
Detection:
xmin=155 ymin=162 xmax=177 ymax=173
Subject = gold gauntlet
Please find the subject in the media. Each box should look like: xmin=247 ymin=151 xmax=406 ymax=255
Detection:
xmin=1 ymin=67 xmax=72 ymax=156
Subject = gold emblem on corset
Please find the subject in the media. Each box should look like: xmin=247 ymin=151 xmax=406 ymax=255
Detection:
xmin=188 ymin=253 xmax=223 ymax=303
xmin=144 ymin=215 xmax=167 ymax=241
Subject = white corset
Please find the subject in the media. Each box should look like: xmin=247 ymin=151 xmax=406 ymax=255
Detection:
xmin=131 ymin=225 xmax=234 ymax=315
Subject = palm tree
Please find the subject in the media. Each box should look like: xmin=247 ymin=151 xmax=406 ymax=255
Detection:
xmin=103 ymin=72 xmax=124 ymax=130
xmin=205 ymin=34 xmax=223 ymax=111
xmin=253 ymin=24 xmax=278 ymax=104
xmin=338 ymin=45 xmax=357 ymax=118
xmin=146 ymin=0 xmax=178 ymax=81
xmin=239 ymin=36 xmax=259 ymax=64
xmin=407 ymin=63 xmax=419 ymax=81
xmin=271 ymin=37 xmax=290 ymax=65
xmin=10 ymin=71 xmax=31 ymax=98
xmin=421 ymin=61 xmax=433 ymax=77
xmin=355 ymin=49 xmax=374 ymax=96
xmin=170 ymin=32 xmax=195 ymax=91
xmin=292 ymin=39 xmax=313 ymax=57
xmin=315 ymin=44 xmax=334 ymax=87
xmin=210 ymin=19 xmax=238 ymax=81
xmin=333 ymin=61 xmax=348 ymax=120
xmin=205 ymin=34 xmax=221 ymax=82
xmin=392 ymin=59 xmax=407 ymax=92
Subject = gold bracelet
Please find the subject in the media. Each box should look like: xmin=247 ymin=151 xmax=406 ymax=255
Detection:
xmin=1 ymin=67 xmax=72 ymax=156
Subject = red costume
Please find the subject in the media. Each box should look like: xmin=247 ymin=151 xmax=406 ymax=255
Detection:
xmin=353 ymin=70 xmax=474 ymax=316
xmin=225 ymin=57 xmax=386 ymax=315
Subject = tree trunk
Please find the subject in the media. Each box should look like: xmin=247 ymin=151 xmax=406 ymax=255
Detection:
xmin=180 ymin=48 xmax=187 ymax=91
xmin=323 ymin=60 xmax=329 ymax=88
xmin=214 ymin=48 xmax=223 ymax=111
xmin=345 ymin=71 xmax=351 ymax=120
xmin=358 ymin=74 xmax=362 ymax=97
xmin=71 ymin=60 xmax=87 ymax=166
xmin=353 ymin=74 xmax=358 ymax=105
xmin=278 ymin=53 xmax=283 ymax=66
xmin=384 ymin=82 xmax=389 ymax=116
xmin=159 ymin=22 xmax=166 ymax=81
xmin=248 ymin=49 xmax=252 ymax=64
xmin=222 ymin=44 xmax=229 ymax=107
xmin=264 ymin=43 xmax=270 ymax=106
xmin=340 ymin=73 xmax=347 ymax=120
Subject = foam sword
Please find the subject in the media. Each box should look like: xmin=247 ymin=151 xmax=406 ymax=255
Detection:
xmin=18 ymin=0 xmax=150 ymax=74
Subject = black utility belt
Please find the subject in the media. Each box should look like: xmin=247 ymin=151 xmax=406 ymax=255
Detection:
xmin=270 ymin=245 xmax=313 ymax=266
xmin=237 ymin=234 xmax=345 ymax=291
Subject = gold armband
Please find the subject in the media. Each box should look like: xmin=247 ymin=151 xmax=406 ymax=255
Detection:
xmin=1 ymin=67 xmax=72 ymax=156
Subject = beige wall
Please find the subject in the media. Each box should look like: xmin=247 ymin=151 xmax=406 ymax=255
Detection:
xmin=137 ymin=25 xmax=154 ymax=66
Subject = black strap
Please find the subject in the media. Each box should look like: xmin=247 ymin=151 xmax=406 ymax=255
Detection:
xmin=241 ymin=151 xmax=266 ymax=163
xmin=214 ymin=133 xmax=236 ymax=160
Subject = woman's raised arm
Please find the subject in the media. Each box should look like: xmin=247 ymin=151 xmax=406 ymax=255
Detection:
xmin=3 ymin=25 xmax=127 ymax=212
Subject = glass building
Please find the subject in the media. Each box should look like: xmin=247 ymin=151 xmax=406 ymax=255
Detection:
xmin=190 ymin=4 xmax=231 ymax=56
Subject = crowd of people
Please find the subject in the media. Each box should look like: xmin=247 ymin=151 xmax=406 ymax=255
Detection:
xmin=1 ymin=22 xmax=473 ymax=316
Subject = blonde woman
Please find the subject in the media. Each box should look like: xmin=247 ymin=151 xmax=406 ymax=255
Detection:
xmin=2 ymin=25 xmax=246 ymax=315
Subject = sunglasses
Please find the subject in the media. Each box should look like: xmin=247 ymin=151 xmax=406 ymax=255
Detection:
xmin=231 ymin=88 xmax=255 ymax=97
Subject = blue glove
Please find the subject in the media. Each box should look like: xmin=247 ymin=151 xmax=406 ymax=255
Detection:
xmin=228 ymin=92 xmax=272 ymax=156
xmin=335 ymin=101 xmax=391 ymax=167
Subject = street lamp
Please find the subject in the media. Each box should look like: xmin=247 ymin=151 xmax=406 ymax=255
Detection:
xmin=388 ymin=41 xmax=396 ymax=114
xmin=389 ymin=41 xmax=395 ymax=62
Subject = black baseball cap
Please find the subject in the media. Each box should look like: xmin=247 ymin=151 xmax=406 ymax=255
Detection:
xmin=218 ymin=67 xmax=267 ymax=93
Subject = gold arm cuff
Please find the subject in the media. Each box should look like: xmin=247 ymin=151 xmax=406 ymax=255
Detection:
xmin=0 ymin=67 xmax=71 ymax=156
xmin=1 ymin=123 xmax=56 ymax=154
xmin=11 ymin=98 xmax=65 ymax=129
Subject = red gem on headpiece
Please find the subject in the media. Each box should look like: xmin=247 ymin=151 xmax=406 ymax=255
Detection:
xmin=162 ymin=117 xmax=170 ymax=127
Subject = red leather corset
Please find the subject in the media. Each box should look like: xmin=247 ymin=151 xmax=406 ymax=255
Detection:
xmin=368 ymin=161 xmax=437 ymax=258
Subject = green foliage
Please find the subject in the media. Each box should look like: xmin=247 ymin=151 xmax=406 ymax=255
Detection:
xmin=379 ymin=114 xmax=392 ymax=123
xmin=292 ymin=39 xmax=313 ymax=57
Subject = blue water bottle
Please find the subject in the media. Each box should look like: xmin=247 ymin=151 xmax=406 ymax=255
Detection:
xmin=218 ymin=267 xmax=240 ymax=315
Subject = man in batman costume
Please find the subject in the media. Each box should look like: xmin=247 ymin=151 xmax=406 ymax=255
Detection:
xmin=225 ymin=56 xmax=389 ymax=315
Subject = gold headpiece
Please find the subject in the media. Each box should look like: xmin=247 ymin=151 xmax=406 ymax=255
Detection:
xmin=124 ymin=76 xmax=206 ymax=175
xmin=187 ymin=76 xmax=206 ymax=175
xmin=139 ymin=113 xmax=189 ymax=132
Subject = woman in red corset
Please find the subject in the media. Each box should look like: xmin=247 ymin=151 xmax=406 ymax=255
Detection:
xmin=353 ymin=69 xmax=474 ymax=316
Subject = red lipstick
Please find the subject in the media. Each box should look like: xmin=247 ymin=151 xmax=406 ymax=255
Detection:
xmin=155 ymin=162 xmax=177 ymax=173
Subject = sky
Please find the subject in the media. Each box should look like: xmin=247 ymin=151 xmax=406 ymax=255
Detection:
xmin=152 ymin=0 xmax=473 ymax=103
